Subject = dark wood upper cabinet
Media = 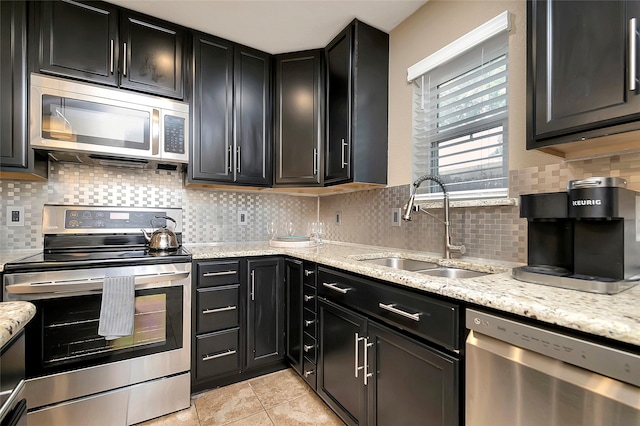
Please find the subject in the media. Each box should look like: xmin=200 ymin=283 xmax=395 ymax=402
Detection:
xmin=528 ymin=0 xmax=640 ymax=154
xmin=119 ymin=12 xmax=184 ymax=98
xmin=234 ymin=46 xmax=272 ymax=186
xmin=325 ymin=20 xmax=388 ymax=186
xmin=35 ymin=0 xmax=185 ymax=99
xmin=189 ymin=36 xmax=272 ymax=187
xmin=0 ymin=0 xmax=47 ymax=179
xmin=191 ymin=33 xmax=234 ymax=182
xmin=274 ymin=50 xmax=323 ymax=186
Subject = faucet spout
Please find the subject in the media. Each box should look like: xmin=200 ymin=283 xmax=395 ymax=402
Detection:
xmin=401 ymin=175 xmax=466 ymax=259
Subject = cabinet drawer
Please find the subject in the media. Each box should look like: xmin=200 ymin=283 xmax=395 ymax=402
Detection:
xmin=197 ymin=260 xmax=240 ymax=288
xmin=303 ymin=308 xmax=316 ymax=337
xmin=302 ymin=332 xmax=317 ymax=364
xmin=318 ymin=267 xmax=460 ymax=351
xmin=303 ymin=265 xmax=317 ymax=286
xmin=303 ymin=284 xmax=317 ymax=312
xmin=302 ymin=357 xmax=317 ymax=391
xmin=196 ymin=328 xmax=240 ymax=380
xmin=196 ymin=285 xmax=239 ymax=334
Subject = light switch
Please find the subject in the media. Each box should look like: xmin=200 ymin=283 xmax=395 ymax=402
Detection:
xmin=7 ymin=206 xmax=25 ymax=227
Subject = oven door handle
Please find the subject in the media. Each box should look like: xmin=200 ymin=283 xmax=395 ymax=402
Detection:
xmin=5 ymin=271 xmax=190 ymax=295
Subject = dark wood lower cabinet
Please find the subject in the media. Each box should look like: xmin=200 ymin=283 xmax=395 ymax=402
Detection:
xmin=317 ymin=299 xmax=460 ymax=426
xmin=285 ymin=259 xmax=304 ymax=373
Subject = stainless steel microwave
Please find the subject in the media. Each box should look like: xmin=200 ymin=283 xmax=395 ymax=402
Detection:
xmin=30 ymin=73 xmax=189 ymax=168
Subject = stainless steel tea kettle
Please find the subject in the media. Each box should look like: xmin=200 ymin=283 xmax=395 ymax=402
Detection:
xmin=141 ymin=216 xmax=180 ymax=250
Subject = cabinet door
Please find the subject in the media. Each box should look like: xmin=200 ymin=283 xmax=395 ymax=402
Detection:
xmin=234 ymin=46 xmax=272 ymax=186
xmin=530 ymin=0 xmax=640 ymax=144
xmin=0 ymin=0 xmax=27 ymax=168
xmin=367 ymin=322 xmax=459 ymax=426
xmin=325 ymin=26 xmax=352 ymax=184
xmin=119 ymin=11 xmax=184 ymax=99
xmin=318 ymin=298 xmax=366 ymax=426
xmin=38 ymin=0 xmax=119 ymax=86
xmin=246 ymin=258 xmax=284 ymax=369
xmin=274 ymin=51 xmax=322 ymax=185
xmin=285 ymin=259 xmax=304 ymax=373
xmin=191 ymin=34 xmax=234 ymax=182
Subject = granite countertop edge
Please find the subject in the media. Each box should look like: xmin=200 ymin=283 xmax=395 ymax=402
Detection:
xmin=186 ymin=242 xmax=640 ymax=348
xmin=0 ymin=301 xmax=36 ymax=349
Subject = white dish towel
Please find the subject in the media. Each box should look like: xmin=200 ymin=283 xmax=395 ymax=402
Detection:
xmin=98 ymin=276 xmax=135 ymax=340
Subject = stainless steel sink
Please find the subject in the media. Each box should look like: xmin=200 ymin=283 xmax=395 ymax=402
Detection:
xmin=358 ymin=257 xmax=438 ymax=271
xmin=417 ymin=267 xmax=488 ymax=279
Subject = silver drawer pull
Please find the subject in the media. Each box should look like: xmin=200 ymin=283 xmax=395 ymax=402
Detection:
xmin=304 ymin=370 xmax=315 ymax=377
xmin=322 ymin=282 xmax=351 ymax=294
xmin=304 ymin=319 xmax=315 ymax=327
xmin=303 ymin=344 xmax=314 ymax=352
xmin=304 ymin=295 xmax=315 ymax=302
xmin=203 ymin=270 xmax=236 ymax=277
xmin=304 ymin=269 xmax=315 ymax=276
xmin=378 ymin=303 xmax=421 ymax=322
xmin=202 ymin=306 xmax=236 ymax=315
xmin=202 ymin=349 xmax=236 ymax=361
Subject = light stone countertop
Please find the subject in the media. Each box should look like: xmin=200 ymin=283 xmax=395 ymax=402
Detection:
xmin=0 ymin=301 xmax=36 ymax=349
xmin=187 ymin=241 xmax=640 ymax=348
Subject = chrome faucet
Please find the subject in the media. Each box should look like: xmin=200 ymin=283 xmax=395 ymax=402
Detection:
xmin=402 ymin=175 xmax=466 ymax=259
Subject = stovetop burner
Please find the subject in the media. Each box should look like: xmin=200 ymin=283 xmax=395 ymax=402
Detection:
xmin=4 ymin=205 xmax=191 ymax=273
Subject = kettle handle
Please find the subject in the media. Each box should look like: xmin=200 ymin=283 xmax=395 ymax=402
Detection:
xmin=150 ymin=215 xmax=177 ymax=229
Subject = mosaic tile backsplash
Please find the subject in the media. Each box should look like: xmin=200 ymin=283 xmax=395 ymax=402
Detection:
xmin=3 ymin=153 xmax=640 ymax=263
xmin=0 ymin=163 xmax=317 ymax=251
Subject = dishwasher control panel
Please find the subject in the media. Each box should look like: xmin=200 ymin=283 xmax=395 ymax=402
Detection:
xmin=466 ymin=309 xmax=640 ymax=387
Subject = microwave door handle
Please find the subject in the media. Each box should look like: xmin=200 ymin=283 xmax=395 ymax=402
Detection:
xmin=152 ymin=109 xmax=160 ymax=155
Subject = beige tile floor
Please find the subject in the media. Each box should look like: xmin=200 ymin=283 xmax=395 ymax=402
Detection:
xmin=137 ymin=369 xmax=345 ymax=426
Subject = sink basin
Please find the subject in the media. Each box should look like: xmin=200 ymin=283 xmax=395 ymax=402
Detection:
xmin=418 ymin=267 xmax=488 ymax=279
xmin=358 ymin=257 xmax=438 ymax=271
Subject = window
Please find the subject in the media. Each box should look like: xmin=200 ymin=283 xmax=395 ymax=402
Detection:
xmin=409 ymin=12 xmax=510 ymax=200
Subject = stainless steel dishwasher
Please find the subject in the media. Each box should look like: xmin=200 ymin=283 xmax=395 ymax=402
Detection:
xmin=466 ymin=308 xmax=640 ymax=426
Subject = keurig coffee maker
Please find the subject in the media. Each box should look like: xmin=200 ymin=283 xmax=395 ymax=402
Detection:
xmin=513 ymin=177 xmax=640 ymax=294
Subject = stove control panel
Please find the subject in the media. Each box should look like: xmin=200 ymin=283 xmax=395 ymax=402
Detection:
xmin=43 ymin=205 xmax=183 ymax=234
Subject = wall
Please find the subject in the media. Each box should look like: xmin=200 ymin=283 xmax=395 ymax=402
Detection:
xmin=387 ymin=0 xmax=557 ymax=188
xmin=1 ymin=163 xmax=317 ymax=252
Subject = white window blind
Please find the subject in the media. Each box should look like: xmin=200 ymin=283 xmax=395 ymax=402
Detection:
xmin=411 ymin=22 xmax=509 ymax=199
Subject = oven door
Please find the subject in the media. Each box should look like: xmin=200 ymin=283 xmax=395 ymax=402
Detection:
xmin=4 ymin=262 xmax=191 ymax=411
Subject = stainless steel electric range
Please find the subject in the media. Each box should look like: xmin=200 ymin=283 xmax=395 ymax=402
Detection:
xmin=3 ymin=205 xmax=192 ymax=425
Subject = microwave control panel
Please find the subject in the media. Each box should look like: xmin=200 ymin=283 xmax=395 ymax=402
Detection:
xmin=164 ymin=115 xmax=185 ymax=154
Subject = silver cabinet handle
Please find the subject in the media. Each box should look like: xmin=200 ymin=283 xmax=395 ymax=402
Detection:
xmin=341 ymin=138 xmax=348 ymax=168
xmin=313 ymin=148 xmax=318 ymax=175
xmin=110 ymin=39 xmax=114 ymax=73
xmin=304 ymin=319 xmax=315 ymax=327
xmin=236 ymin=146 xmax=241 ymax=173
xmin=251 ymin=270 xmax=255 ymax=301
xmin=304 ymin=370 xmax=315 ymax=378
xmin=631 ymin=18 xmax=638 ymax=91
xmin=364 ymin=337 xmax=373 ymax=385
xmin=227 ymin=146 xmax=233 ymax=173
xmin=202 ymin=349 xmax=236 ymax=362
xmin=379 ymin=303 xmax=421 ymax=322
xmin=202 ymin=305 xmax=236 ymax=315
xmin=304 ymin=269 xmax=315 ymax=277
xmin=303 ymin=294 xmax=315 ymax=302
xmin=355 ymin=333 xmax=365 ymax=378
xmin=322 ymin=282 xmax=351 ymax=294
xmin=303 ymin=344 xmax=314 ymax=352
xmin=203 ymin=270 xmax=236 ymax=277
xmin=123 ymin=42 xmax=127 ymax=76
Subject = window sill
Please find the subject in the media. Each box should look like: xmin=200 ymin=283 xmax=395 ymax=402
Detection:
xmin=415 ymin=197 xmax=518 ymax=209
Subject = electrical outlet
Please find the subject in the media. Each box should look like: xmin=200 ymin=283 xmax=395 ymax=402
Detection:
xmin=237 ymin=210 xmax=248 ymax=226
xmin=391 ymin=208 xmax=401 ymax=227
xmin=7 ymin=206 xmax=25 ymax=227
xmin=335 ymin=211 xmax=342 ymax=226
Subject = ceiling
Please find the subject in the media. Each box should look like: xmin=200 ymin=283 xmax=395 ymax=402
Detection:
xmin=106 ymin=0 xmax=427 ymax=54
